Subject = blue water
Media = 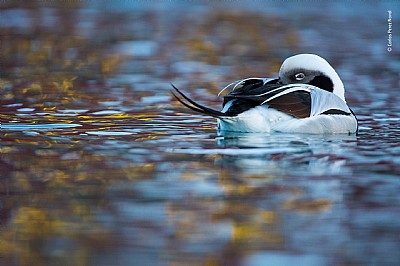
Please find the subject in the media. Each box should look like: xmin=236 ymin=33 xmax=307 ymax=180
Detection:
xmin=1 ymin=1 xmax=399 ymax=265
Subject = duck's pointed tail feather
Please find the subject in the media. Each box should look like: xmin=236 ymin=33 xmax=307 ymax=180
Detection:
xmin=171 ymin=84 xmax=230 ymax=118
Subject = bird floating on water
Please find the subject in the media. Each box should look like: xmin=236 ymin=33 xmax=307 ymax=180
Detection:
xmin=171 ymin=54 xmax=358 ymax=134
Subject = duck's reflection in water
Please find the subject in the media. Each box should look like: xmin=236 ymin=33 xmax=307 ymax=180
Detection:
xmin=212 ymin=131 xmax=356 ymax=177
xmin=164 ymin=133 xmax=358 ymax=265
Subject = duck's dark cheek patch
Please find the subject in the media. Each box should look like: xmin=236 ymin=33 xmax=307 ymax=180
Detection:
xmin=309 ymin=75 xmax=334 ymax=92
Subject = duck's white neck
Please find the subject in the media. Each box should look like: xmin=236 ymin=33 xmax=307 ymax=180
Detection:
xmin=327 ymin=68 xmax=346 ymax=102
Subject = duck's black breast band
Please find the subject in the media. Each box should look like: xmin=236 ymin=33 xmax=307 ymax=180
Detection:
xmin=320 ymin=109 xmax=351 ymax=115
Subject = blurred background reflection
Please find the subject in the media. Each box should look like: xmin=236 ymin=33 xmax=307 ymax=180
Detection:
xmin=1 ymin=1 xmax=399 ymax=265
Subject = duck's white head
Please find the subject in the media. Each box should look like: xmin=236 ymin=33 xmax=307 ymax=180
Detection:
xmin=278 ymin=54 xmax=346 ymax=102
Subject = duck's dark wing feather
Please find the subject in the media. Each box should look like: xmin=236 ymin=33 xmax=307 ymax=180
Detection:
xmin=222 ymin=78 xmax=281 ymax=106
xmin=266 ymin=90 xmax=311 ymax=118
xmin=222 ymin=79 xmax=312 ymax=118
xmin=171 ymin=82 xmax=312 ymax=119
xmin=171 ymin=84 xmax=229 ymax=118
xmin=170 ymin=79 xmax=279 ymax=118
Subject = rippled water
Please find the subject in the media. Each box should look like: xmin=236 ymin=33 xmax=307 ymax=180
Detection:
xmin=1 ymin=2 xmax=400 ymax=266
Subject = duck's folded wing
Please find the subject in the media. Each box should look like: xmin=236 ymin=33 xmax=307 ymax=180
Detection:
xmin=266 ymin=89 xmax=311 ymax=118
xmin=224 ymin=85 xmax=312 ymax=118
xmin=225 ymin=84 xmax=352 ymax=119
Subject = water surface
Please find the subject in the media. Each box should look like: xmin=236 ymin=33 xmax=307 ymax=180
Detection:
xmin=1 ymin=2 xmax=399 ymax=265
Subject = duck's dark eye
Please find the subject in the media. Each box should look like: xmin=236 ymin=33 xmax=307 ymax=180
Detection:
xmin=295 ymin=73 xmax=305 ymax=81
